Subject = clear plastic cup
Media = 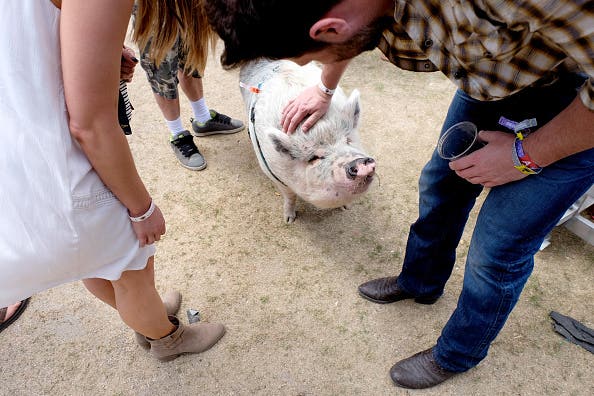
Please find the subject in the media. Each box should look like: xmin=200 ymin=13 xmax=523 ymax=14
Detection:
xmin=437 ymin=121 xmax=486 ymax=160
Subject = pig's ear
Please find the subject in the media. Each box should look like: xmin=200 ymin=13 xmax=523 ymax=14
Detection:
xmin=345 ymin=89 xmax=361 ymax=129
xmin=266 ymin=127 xmax=296 ymax=160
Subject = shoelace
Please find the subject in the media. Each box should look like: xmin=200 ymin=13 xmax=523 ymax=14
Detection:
xmin=172 ymin=135 xmax=200 ymax=158
xmin=212 ymin=112 xmax=232 ymax=125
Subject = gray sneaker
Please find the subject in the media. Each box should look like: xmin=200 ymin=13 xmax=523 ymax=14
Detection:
xmin=170 ymin=130 xmax=207 ymax=171
xmin=191 ymin=109 xmax=245 ymax=137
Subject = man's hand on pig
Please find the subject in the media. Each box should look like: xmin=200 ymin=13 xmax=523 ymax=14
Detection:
xmin=281 ymin=84 xmax=332 ymax=133
xmin=449 ymin=130 xmax=527 ymax=187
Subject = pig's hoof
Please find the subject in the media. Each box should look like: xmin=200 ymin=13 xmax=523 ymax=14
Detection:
xmin=284 ymin=212 xmax=296 ymax=224
xmin=342 ymin=205 xmax=351 ymax=210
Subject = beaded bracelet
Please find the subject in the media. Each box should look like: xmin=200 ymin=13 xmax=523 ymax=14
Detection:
xmin=129 ymin=199 xmax=155 ymax=222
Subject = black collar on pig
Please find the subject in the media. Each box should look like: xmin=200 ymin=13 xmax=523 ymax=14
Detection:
xmin=241 ymin=68 xmax=288 ymax=188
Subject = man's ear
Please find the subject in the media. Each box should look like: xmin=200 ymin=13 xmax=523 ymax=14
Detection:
xmin=309 ymin=18 xmax=351 ymax=43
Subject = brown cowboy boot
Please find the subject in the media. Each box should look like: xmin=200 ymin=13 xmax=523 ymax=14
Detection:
xmin=148 ymin=316 xmax=225 ymax=362
xmin=390 ymin=347 xmax=458 ymax=389
xmin=358 ymin=276 xmax=440 ymax=304
xmin=134 ymin=290 xmax=182 ymax=349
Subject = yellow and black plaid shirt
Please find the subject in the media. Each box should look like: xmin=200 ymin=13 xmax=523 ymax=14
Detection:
xmin=378 ymin=0 xmax=594 ymax=109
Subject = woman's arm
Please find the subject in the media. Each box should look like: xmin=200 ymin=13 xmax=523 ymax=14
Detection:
xmin=60 ymin=0 xmax=164 ymax=246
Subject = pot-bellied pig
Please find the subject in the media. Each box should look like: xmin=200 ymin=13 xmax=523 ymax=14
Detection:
xmin=239 ymin=59 xmax=376 ymax=223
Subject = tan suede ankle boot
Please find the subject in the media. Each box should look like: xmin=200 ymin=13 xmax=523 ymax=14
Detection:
xmin=148 ymin=316 xmax=225 ymax=362
xmin=135 ymin=290 xmax=182 ymax=349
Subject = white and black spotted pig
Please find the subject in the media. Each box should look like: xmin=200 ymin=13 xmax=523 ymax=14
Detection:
xmin=240 ymin=59 xmax=376 ymax=223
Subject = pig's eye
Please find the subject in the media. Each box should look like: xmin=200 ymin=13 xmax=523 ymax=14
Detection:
xmin=346 ymin=138 xmax=353 ymax=145
xmin=308 ymin=155 xmax=324 ymax=163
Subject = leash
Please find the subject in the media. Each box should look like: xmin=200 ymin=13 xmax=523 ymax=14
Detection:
xmin=240 ymin=67 xmax=288 ymax=187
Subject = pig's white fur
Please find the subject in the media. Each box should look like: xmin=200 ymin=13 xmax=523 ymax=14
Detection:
xmin=240 ymin=59 xmax=374 ymax=222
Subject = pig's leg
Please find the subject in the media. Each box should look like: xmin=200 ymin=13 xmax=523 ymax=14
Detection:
xmin=276 ymin=185 xmax=297 ymax=223
xmin=283 ymin=191 xmax=297 ymax=223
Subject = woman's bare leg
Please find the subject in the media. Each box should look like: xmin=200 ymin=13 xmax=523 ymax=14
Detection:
xmin=84 ymin=263 xmax=157 ymax=309
xmin=83 ymin=278 xmax=116 ymax=308
xmin=110 ymin=257 xmax=175 ymax=339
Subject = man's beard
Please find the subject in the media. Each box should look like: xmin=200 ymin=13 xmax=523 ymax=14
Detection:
xmin=329 ymin=16 xmax=394 ymax=61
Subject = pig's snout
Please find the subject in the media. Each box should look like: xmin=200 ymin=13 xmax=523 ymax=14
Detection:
xmin=346 ymin=157 xmax=376 ymax=180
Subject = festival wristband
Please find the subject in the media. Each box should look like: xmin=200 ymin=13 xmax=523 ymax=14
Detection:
xmin=318 ymin=81 xmax=335 ymax=96
xmin=129 ymin=199 xmax=155 ymax=222
xmin=512 ymin=138 xmax=542 ymax=175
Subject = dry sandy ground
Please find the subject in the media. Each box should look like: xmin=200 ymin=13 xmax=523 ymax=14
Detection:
xmin=2 ymin=44 xmax=593 ymax=395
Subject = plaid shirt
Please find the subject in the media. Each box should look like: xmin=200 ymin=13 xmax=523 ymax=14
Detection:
xmin=378 ymin=0 xmax=594 ymax=110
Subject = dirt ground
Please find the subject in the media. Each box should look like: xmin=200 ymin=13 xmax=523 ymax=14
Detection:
xmin=2 ymin=43 xmax=593 ymax=395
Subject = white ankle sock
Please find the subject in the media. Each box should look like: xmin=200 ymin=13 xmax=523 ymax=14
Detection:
xmin=191 ymin=98 xmax=211 ymax=124
xmin=166 ymin=117 xmax=186 ymax=136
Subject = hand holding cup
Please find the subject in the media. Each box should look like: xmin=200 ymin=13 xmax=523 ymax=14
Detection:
xmin=437 ymin=121 xmax=486 ymax=160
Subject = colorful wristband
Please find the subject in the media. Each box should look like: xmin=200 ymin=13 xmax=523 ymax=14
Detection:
xmin=129 ymin=199 xmax=155 ymax=222
xmin=512 ymin=138 xmax=542 ymax=175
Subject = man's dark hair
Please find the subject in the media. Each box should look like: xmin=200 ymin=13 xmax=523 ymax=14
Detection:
xmin=205 ymin=0 xmax=341 ymax=69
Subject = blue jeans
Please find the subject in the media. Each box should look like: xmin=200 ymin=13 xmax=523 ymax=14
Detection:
xmin=396 ymin=73 xmax=594 ymax=372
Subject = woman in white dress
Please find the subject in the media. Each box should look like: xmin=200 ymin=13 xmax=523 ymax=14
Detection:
xmin=0 ymin=0 xmax=224 ymax=361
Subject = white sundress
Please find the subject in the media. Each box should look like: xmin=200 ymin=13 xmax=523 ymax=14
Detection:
xmin=0 ymin=0 xmax=155 ymax=307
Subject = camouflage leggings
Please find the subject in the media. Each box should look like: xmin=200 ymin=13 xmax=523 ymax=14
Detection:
xmin=139 ymin=36 xmax=202 ymax=100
